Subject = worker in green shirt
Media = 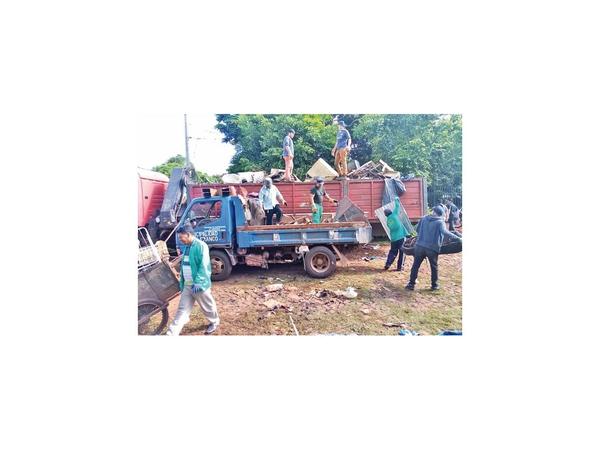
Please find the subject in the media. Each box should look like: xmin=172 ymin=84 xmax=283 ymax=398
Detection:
xmin=166 ymin=225 xmax=220 ymax=335
xmin=384 ymin=197 xmax=409 ymax=271
xmin=310 ymin=176 xmax=338 ymax=224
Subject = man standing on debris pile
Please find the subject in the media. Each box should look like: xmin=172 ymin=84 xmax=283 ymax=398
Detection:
xmin=310 ymin=176 xmax=338 ymax=224
xmin=384 ymin=197 xmax=409 ymax=271
xmin=259 ymin=178 xmax=287 ymax=225
xmin=405 ymin=206 xmax=462 ymax=291
xmin=443 ymin=197 xmax=460 ymax=231
xmin=167 ymin=225 xmax=220 ymax=335
xmin=331 ymin=120 xmax=351 ymax=178
xmin=282 ymin=128 xmax=295 ymax=181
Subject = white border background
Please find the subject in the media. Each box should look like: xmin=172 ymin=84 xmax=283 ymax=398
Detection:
xmin=1 ymin=1 xmax=598 ymax=449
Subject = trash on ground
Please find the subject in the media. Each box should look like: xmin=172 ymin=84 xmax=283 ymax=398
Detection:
xmin=334 ymin=287 xmax=358 ymax=299
xmin=360 ymin=308 xmax=371 ymax=315
xmin=382 ymin=322 xmax=408 ymax=327
xmin=438 ymin=330 xmax=462 ymax=335
xmin=398 ymin=329 xmax=419 ymax=336
xmin=363 ymin=243 xmax=381 ymax=250
xmin=265 ymin=283 xmax=284 ymax=292
xmin=262 ymin=299 xmax=284 ymax=310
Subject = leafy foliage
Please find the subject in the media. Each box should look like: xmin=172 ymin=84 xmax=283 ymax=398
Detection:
xmin=215 ymin=114 xmax=462 ymax=203
xmin=152 ymin=154 xmax=219 ymax=182
xmin=217 ymin=114 xmax=338 ymax=177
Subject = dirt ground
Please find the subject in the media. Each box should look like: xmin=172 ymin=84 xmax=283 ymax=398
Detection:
xmin=164 ymin=242 xmax=462 ymax=336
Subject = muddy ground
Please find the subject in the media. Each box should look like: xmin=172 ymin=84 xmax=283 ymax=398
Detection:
xmin=165 ymin=243 xmax=462 ymax=336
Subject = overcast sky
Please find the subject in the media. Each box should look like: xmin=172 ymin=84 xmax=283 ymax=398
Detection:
xmin=137 ymin=114 xmax=235 ymax=175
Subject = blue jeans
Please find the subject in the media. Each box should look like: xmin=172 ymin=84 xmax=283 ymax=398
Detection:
xmin=409 ymin=245 xmax=439 ymax=287
xmin=385 ymin=238 xmax=405 ymax=269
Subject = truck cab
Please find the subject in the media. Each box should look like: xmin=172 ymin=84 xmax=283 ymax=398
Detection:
xmin=184 ymin=195 xmax=244 ymax=248
xmin=176 ymin=195 xmax=245 ymax=281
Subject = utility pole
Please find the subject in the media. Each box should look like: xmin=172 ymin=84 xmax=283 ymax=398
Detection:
xmin=184 ymin=113 xmax=190 ymax=168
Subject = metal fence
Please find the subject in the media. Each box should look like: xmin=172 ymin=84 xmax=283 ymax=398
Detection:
xmin=427 ymin=184 xmax=462 ymax=209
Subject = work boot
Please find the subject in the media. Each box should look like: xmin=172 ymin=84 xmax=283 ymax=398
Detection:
xmin=383 ymin=265 xmax=390 ymax=271
xmin=205 ymin=322 xmax=219 ymax=335
xmin=404 ymin=283 xmax=415 ymax=291
xmin=431 ymin=285 xmax=440 ymax=291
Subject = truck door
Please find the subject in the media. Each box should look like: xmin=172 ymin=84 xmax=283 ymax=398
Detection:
xmin=186 ymin=199 xmax=231 ymax=248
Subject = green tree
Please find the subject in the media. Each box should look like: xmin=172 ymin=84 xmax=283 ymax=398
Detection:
xmin=152 ymin=154 xmax=219 ymax=182
xmin=217 ymin=114 xmax=339 ymax=178
xmin=215 ymin=114 xmax=462 ymax=205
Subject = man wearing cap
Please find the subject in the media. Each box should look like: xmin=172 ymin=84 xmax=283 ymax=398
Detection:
xmin=331 ymin=120 xmax=351 ymax=178
xmin=259 ymin=178 xmax=287 ymax=225
xmin=405 ymin=206 xmax=462 ymax=291
xmin=310 ymin=177 xmax=338 ymax=224
xmin=167 ymin=225 xmax=220 ymax=335
xmin=282 ymin=128 xmax=295 ymax=182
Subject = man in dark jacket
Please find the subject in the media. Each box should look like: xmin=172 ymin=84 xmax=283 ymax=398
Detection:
xmin=405 ymin=206 xmax=462 ymax=291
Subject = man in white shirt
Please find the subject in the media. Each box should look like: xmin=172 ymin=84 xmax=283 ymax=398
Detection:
xmin=258 ymin=178 xmax=287 ymax=225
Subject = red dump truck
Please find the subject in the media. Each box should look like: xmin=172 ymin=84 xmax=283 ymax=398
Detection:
xmin=138 ymin=168 xmax=169 ymax=228
xmin=152 ymin=167 xmax=427 ymax=241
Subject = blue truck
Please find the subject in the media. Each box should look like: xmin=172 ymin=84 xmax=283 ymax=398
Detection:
xmin=175 ymin=191 xmax=373 ymax=280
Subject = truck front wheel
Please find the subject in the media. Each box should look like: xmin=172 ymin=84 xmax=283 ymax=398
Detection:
xmin=210 ymin=250 xmax=233 ymax=281
xmin=305 ymin=246 xmax=337 ymax=278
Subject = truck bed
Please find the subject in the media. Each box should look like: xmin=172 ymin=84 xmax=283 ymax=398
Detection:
xmin=192 ymin=178 xmax=427 ymax=223
xmin=236 ymin=221 xmax=372 ymax=248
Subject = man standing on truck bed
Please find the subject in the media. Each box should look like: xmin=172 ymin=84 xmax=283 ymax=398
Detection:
xmin=310 ymin=176 xmax=338 ymax=224
xmin=405 ymin=206 xmax=462 ymax=291
xmin=282 ymin=128 xmax=295 ymax=182
xmin=331 ymin=120 xmax=351 ymax=178
xmin=384 ymin=197 xmax=409 ymax=271
xmin=167 ymin=225 xmax=220 ymax=335
xmin=259 ymin=178 xmax=287 ymax=225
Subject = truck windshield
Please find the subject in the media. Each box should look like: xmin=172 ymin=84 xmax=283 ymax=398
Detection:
xmin=189 ymin=200 xmax=222 ymax=221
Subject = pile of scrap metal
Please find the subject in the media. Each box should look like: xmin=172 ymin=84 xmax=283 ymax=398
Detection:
xmin=221 ymin=169 xmax=301 ymax=184
xmin=268 ymin=168 xmax=301 ymax=182
xmin=221 ymin=171 xmax=265 ymax=184
xmin=347 ymin=159 xmax=400 ymax=179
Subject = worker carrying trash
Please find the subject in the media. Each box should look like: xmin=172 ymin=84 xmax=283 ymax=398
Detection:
xmin=384 ymin=197 xmax=409 ymax=271
xmin=259 ymin=178 xmax=287 ymax=225
xmin=167 ymin=225 xmax=220 ymax=335
xmin=282 ymin=128 xmax=295 ymax=182
xmin=310 ymin=176 xmax=338 ymax=224
xmin=331 ymin=120 xmax=351 ymax=178
xmin=405 ymin=205 xmax=462 ymax=291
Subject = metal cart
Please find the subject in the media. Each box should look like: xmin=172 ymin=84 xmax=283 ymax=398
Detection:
xmin=138 ymin=228 xmax=181 ymax=335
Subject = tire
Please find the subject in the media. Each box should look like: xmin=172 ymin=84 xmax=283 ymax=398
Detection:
xmin=304 ymin=246 xmax=337 ymax=278
xmin=138 ymin=298 xmax=169 ymax=335
xmin=210 ymin=249 xmax=233 ymax=281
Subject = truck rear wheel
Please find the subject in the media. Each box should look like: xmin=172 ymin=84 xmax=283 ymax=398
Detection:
xmin=210 ymin=250 xmax=232 ymax=281
xmin=305 ymin=246 xmax=336 ymax=278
